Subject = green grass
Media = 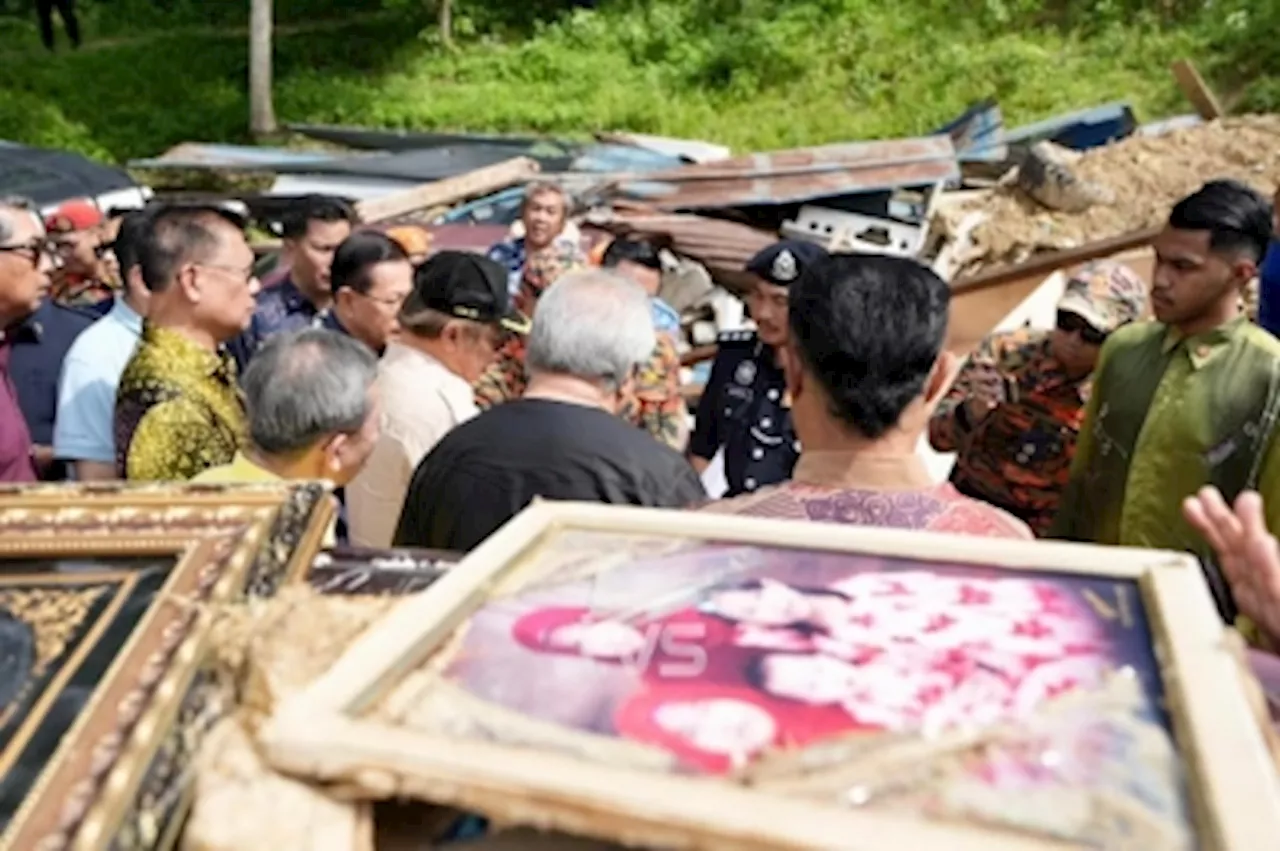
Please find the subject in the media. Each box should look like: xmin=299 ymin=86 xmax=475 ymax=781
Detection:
xmin=0 ymin=0 xmax=1274 ymax=164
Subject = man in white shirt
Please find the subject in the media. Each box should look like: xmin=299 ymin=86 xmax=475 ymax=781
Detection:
xmin=53 ymin=211 xmax=151 ymax=480
xmin=346 ymin=251 xmax=526 ymax=547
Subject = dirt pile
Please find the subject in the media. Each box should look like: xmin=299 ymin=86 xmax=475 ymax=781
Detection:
xmin=949 ymin=115 xmax=1280 ymax=273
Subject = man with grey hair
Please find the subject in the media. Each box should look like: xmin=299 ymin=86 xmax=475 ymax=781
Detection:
xmin=393 ymin=269 xmax=705 ymax=552
xmin=193 ymin=328 xmax=381 ymax=544
xmin=0 ymin=197 xmax=57 ymax=482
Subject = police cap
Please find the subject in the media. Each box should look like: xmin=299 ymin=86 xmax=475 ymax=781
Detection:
xmin=745 ymin=240 xmax=829 ymax=288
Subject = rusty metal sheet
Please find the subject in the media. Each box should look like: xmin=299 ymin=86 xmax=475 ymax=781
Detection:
xmin=586 ymin=206 xmax=775 ymax=293
xmin=608 ymin=137 xmax=958 ymax=210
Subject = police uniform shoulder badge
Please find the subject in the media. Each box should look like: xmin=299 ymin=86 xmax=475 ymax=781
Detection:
xmin=771 ymin=249 xmax=798 ymax=283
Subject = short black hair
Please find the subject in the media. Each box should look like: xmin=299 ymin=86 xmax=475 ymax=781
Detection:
xmin=138 ymin=204 xmax=245 ymax=294
xmin=112 ymin=210 xmax=153 ymax=279
xmin=790 ymin=253 xmax=950 ymax=439
xmin=280 ymin=195 xmax=357 ymax=240
xmin=1168 ymin=180 xmax=1273 ymax=264
xmin=330 ymin=231 xmax=409 ymax=295
xmin=602 ymin=237 xmax=662 ymax=271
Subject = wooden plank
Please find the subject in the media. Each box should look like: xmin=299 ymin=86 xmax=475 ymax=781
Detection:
xmin=949 ymin=225 xmax=1161 ymax=296
xmin=1171 ymin=59 xmax=1224 ymax=121
xmin=355 ymin=156 xmax=541 ymax=223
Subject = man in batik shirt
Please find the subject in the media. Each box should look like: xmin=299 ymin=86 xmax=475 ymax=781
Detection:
xmin=929 ymin=261 xmax=1147 ymax=535
xmin=116 ymin=205 xmax=259 ymax=480
xmin=705 ymin=252 xmax=1030 ymax=539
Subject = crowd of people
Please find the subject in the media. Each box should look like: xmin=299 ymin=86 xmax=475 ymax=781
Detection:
xmin=2 ymin=176 xmax=1280 ymax=674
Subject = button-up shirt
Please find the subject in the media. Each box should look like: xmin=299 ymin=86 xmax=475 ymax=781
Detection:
xmin=929 ymin=328 xmax=1089 ymax=536
xmin=54 ymin=297 xmax=144 ymax=466
xmin=116 ymin=323 xmax=247 ymax=481
xmin=0 ymin=337 xmax=35 ymax=483
xmin=702 ymin=451 xmax=1032 ymax=539
xmin=1053 ymin=317 xmax=1280 ymax=551
xmin=9 ymin=299 xmax=98 ymax=448
xmin=690 ymin=330 xmax=798 ymax=497
xmin=347 ymin=342 xmax=479 ymax=548
xmin=226 ymin=277 xmax=323 ymax=371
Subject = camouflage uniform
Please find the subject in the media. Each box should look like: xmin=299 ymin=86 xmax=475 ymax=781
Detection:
xmin=473 ymin=242 xmax=688 ymax=451
xmin=929 ymin=261 xmax=1148 ymax=536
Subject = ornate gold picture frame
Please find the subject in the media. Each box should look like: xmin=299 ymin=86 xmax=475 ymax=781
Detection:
xmin=263 ymin=501 xmax=1280 ymax=850
xmin=0 ymin=481 xmax=333 ymax=851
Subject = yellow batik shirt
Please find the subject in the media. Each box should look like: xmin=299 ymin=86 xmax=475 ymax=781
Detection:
xmin=115 ymin=323 xmax=247 ymax=481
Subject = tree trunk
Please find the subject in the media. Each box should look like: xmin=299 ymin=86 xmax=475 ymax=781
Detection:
xmin=249 ymin=0 xmax=277 ymax=138
xmin=438 ymin=0 xmax=453 ymax=48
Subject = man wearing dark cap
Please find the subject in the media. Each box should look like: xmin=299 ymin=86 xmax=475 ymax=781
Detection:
xmin=346 ymin=250 xmax=525 ymax=548
xmin=930 ymin=260 xmax=1148 ymax=535
xmin=689 ymin=239 xmax=827 ymax=497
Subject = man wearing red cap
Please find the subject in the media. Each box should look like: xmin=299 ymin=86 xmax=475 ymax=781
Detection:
xmin=44 ymin=198 xmax=112 ymax=315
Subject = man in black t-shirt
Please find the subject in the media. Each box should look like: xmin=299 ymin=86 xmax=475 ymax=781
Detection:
xmin=392 ymin=270 xmax=706 ymax=552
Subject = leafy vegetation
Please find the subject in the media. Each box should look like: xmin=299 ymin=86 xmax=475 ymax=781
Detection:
xmin=0 ymin=0 xmax=1274 ymax=163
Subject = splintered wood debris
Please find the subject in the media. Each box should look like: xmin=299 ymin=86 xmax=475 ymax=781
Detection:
xmin=936 ymin=115 xmax=1280 ymax=275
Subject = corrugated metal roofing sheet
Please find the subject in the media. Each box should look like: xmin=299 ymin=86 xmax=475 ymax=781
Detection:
xmin=586 ymin=204 xmax=775 ymax=293
xmin=607 ymin=136 xmax=958 ymax=211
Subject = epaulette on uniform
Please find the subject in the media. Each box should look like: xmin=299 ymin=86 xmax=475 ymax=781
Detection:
xmin=716 ymin=329 xmax=758 ymax=347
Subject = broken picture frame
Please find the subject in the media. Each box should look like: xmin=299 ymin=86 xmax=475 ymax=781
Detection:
xmin=262 ymin=501 xmax=1280 ymax=850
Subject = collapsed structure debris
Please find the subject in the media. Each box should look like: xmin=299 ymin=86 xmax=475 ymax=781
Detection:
xmin=939 ymin=115 xmax=1280 ymax=274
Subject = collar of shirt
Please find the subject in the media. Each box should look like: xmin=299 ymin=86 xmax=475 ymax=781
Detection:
xmin=202 ymin=450 xmax=281 ymax=482
xmin=272 ymin=277 xmax=322 ymax=316
xmin=792 ymin=450 xmax=936 ymax=492
xmin=109 ymin=297 xmax=144 ymax=337
xmin=1160 ymin=314 xmax=1249 ymax=369
xmin=384 ymin=340 xmax=464 ymax=382
xmin=143 ymin=322 xmax=238 ymax=383
xmin=5 ymin=312 xmax=43 ymax=344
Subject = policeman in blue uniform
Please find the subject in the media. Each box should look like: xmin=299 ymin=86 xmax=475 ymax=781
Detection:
xmin=689 ymin=240 xmax=828 ymax=497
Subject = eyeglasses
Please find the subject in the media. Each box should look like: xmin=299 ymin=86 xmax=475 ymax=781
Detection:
xmin=356 ymin=290 xmax=409 ymax=311
xmin=0 ymin=239 xmax=59 ymax=268
xmin=1056 ymin=311 xmax=1108 ymax=346
xmin=195 ymin=263 xmax=258 ymax=287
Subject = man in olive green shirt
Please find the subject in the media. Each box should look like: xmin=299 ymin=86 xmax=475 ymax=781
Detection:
xmin=1051 ymin=180 xmax=1280 ymax=570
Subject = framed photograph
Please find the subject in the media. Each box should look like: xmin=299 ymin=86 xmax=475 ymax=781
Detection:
xmin=263 ymin=501 xmax=1280 ymax=850
xmin=0 ymin=481 xmax=334 ymax=851
xmin=306 ymin=546 xmax=460 ymax=596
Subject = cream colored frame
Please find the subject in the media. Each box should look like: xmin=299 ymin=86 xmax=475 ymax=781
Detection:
xmin=0 ymin=482 xmax=333 ymax=851
xmin=263 ymin=501 xmax=1280 ymax=851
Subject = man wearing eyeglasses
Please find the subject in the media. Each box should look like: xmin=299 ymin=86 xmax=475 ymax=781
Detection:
xmin=0 ymin=196 xmax=56 ymax=482
xmin=319 ymin=231 xmax=413 ymax=357
xmin=929 ymin=260 xmax=1148 ymax=536
xmin=115 ymin=205 xmax=260 ymax=481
